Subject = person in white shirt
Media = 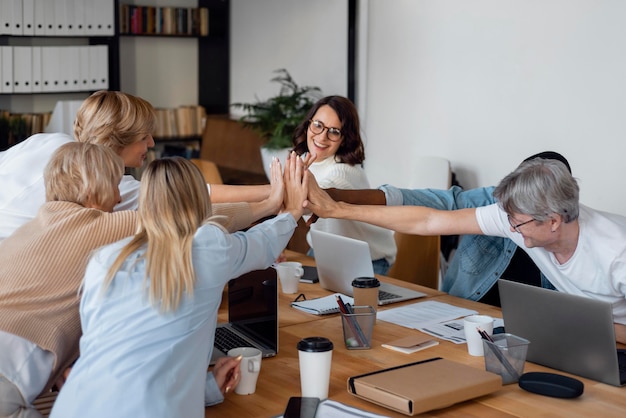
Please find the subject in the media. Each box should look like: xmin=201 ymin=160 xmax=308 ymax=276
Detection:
xmin=0 ymin=90 xmax=278 ymax=242
xmin=305 ymin=157 xmax=626 ymax=344
xmin=291 ymin=96 xmax=396 ymax=275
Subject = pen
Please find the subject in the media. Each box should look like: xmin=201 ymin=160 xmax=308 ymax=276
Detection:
xmin=336 ymin=295 xmax=367 ymax=347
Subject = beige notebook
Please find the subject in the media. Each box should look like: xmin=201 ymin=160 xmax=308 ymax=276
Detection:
xmin=347 ymin=357 xmax=502 ymax=416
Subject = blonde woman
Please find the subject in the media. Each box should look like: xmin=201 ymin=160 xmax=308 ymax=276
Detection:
xmin=0 ymin=142 xmax=137 ymax=418
xmin=0 ymin=90 xmax=279 ymax=241
xmin=51 ymin=154 xmax=307 ymax=417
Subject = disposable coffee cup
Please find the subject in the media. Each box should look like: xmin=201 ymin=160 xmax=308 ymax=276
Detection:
xmin=297 ymin=336 xmax=333 ymax=399
xmin=352 ymin=277 xmax=380 ymax=319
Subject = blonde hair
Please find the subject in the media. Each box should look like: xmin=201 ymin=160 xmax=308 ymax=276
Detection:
xmin=44 ymin=142 xmax=124 ymax=208
xmin=103 ymin=157 xmax=213 ymax=312
xmin=74 ymin=90 xmax=156 ymax=154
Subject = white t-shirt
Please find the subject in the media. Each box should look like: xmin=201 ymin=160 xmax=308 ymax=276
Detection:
xmin=307 ymin=156 xmax=396 ymax=265
xmin=476 ymin=203 xmax=626 ymax=324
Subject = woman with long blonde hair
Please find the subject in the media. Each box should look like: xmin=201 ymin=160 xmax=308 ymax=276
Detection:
xmin=51 ymin=154 xmax=308 ymax=418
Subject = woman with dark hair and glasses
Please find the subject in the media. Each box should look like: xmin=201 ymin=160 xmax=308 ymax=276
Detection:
xmin=292 ymin=96 xmax=396 ymax=275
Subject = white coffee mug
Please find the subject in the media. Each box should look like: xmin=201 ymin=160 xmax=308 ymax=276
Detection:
xmin=275 ymin=261 xmax=304 ymax=294
xmin=227 ymin=347 xmax=262 ymax=395
xmin=463 ymin=315 xmax=494 ymax=356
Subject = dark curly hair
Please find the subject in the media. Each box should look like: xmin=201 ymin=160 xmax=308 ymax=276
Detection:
xmin=292 ymin=96 xmax=365 ymax=165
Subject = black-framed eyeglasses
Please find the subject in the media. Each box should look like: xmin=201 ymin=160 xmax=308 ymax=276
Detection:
xmin=309 ymin=119 xmax=342 ymax=142
xmin=507 ymin=215 xmax=535 ymax=233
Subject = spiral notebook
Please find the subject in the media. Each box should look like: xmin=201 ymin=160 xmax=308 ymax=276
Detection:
xmin=291 ymin=293 xmax=354 ymax=315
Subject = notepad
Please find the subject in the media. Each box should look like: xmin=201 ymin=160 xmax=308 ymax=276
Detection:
xmin=382 ymin=335 xmax=439 ymax=354
xmin=291 ymin=293 xmax=354 ymax=315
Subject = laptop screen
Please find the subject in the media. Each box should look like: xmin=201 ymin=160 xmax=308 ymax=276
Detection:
xmin=228 ymin=268 xmax=278 ymax=351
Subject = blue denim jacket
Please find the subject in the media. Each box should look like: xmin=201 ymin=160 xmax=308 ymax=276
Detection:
xmin=381 ymin=184 xmax=553 ymax=300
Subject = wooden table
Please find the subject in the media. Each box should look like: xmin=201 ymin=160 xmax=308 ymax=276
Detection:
xmin=207 ymin=252 xmax=626 ymax=417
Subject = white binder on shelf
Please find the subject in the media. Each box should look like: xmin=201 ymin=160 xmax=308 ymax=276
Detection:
xmin=1 ymin=46 xmax=13 ymax=93
xmin=69 ymin=0 xmax=86 ymax=36
xmin=89 ymin=45 xmax=108 ymax=90
xmin=54 ymin=0 xmax=69 ymax=36
xmin=33 ymin=0 xmax=45 ymax=35
xmin=12 ymin=46 xmax=32 ymax=93
xmin=22 ymin=0 xmax=35 ymax=35
xmin=43 ymin=0 xmax=55 ymax=36
xmin=31 ymin=46 xmax=42 ymax=93
xmin=1 ymin=0 xmax=14 ymax=36
xmin=78 ymin=46 xmax=90 ymax=91
xmin=42 ymin=46 xmax=61 ymax=92
xmin=66 ymin=47 xmax=81 ymax=92
xmin=10 ymin=0 xmax=23 ymax=36
xmin=90 ymin=0 xmax=114 ymax=36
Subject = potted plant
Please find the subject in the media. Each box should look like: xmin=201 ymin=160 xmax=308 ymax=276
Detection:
xmin=232 ymin=69 xmax=322 ymax=177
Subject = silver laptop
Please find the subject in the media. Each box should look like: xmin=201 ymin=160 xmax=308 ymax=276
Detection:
xmin=210 ymin=268 xmax=279 ymax=365
xmin=309 ymin=229 xmax=426 ymax=305
xmin=499 ymin=279 xmax=626 ymax=387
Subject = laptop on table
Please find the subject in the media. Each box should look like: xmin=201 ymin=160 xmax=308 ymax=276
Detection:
xmin=309 ymin=229 xmax=426 ymax=305
xmin=498 ymin=279 xmax=626 ymax=387
xmin=210 ymin=268 xmax=278 ymax=365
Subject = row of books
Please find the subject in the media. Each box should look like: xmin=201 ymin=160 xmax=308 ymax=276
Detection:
xmin=119 ymin=4 xmax=209 ymax=36
xmin=0 ymin=109 xmax=52 ymax=151
xmin=0 ymin=45 xmax=109 ymax=94
xmin=0 ymin=0 xmax=114 ymax=37
xmin=154 ymin=105 xmax=207 ymax=139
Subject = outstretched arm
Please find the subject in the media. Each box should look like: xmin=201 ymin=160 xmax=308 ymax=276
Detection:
xmin=209 ymin=184 xmax=271 ymax=203
xmin=305 ymin=174 xmax=482 ymax=236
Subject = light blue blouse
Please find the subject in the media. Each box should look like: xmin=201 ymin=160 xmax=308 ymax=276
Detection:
xmin=50 ymin=213 xmax=296 ymax=418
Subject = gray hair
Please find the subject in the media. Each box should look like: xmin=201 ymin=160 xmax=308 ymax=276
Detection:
xmin=493 ymin=158 xmax=579 ymax=223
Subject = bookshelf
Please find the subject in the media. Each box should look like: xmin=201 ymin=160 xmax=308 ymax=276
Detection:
xmin=0 ymin=0 xmax=119 ymax=150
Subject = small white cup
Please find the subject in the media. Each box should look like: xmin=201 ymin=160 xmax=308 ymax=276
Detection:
xmin=463 ymin=314 xmax=494 ymax=356
xmin=227 ymin=347 xmax=262 ymax=395
xmin=275 ymin=261 xmax=303 ymax=294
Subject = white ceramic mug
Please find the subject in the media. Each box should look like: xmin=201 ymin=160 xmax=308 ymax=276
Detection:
xmin=227 ymin=347 xmax=262 ymax=395
xmin=275 ymin=261 xmax=304 ymax=294
xmin=463 ymin=315 xmax=494 ymax=356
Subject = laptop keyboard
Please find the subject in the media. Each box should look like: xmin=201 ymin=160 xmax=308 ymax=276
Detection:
xmin=378 ymin=290 xmax=399 ymax=301
xmin=214 ymin=327 xmax=251 ymax=354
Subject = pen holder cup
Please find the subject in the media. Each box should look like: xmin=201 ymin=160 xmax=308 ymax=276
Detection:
xmin=483 ymin=333 xmax=530 ymax=384
xmin=340 ymin=305 xmax=376 ymax=350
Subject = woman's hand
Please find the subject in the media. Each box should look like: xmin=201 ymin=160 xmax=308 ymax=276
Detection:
xmin=283 ymin=152 xmax=308 ymax=220
xmin=213 ymin=355 xmax=242 ymax=396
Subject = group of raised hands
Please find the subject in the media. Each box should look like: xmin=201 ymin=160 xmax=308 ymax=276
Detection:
xmin=265 ymin=151 xmax=339 ymax=224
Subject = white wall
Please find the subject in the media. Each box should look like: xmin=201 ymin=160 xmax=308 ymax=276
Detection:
xmin=362 ymin=0 xmax=626 ymax=215
xmin=230 ymin=0 xmax=348 ymax=115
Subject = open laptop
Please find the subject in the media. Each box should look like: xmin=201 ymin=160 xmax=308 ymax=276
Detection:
xmin=309 ymin=229 xmax=426 ymax=305
xmin=498 ymin=279 xmax=626 ymax=387
xmin=210 ymin=268 xmax=278 ymax=365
